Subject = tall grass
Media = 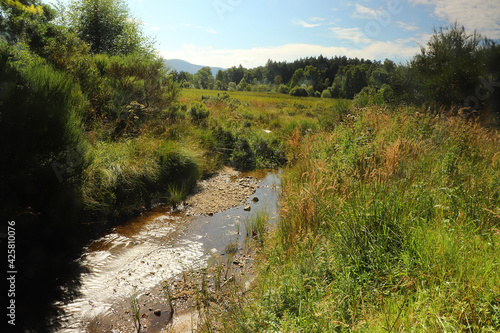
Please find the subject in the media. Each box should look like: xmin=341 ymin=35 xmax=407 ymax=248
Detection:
xmin=82 ymin=137 xmax=200 ymax=219
xmin=212 ymin=106 xmax=500 ymax=332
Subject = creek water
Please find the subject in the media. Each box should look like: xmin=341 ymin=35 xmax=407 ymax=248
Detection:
xmin=53 ymin=171 xmax=280 ymax=332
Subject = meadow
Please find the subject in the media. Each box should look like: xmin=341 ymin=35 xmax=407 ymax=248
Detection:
xmin=181 ymin=92 xmax=500 ymax=332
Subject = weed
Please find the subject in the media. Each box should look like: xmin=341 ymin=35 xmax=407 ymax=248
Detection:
xmin=130 ymin=293 xmax=141 ymax=333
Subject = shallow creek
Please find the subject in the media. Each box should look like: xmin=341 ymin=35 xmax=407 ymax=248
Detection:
xmin=54 ymin=171 xmax=280 ymax=332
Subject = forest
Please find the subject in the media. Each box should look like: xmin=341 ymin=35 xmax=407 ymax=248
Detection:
xmin=172 ymin=34 xmax=500 ymax=110
xmin=1 ymin=0 xmax=500 ymax=331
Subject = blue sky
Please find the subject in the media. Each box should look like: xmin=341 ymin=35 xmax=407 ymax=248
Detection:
xmin=47 ymin=0 xmax=500 ymax=68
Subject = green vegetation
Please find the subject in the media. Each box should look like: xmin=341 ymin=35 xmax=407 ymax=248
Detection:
xmin=2 ymin=1 xmax=500 ymax=331
xmin=175 ymin=24 xmax=500 ymax=117
xmin=206 ymin=106 xmax=500 ymax=332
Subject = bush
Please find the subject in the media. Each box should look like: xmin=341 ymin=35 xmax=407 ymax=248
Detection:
xmin=213 ymin=126 xmax=236 ymax=163
xmin=1 ymin=46 xmax=88 ymax=214
xmin=277 ymin=84 xmax=289 ymax=94
xmin=379 ymin=83 xmax=395 ymax=103
xmin=306 ymin=85 xmax=315 ymax=97
xmin=321 ymin=89 xmax=332 ymax=98
xmin=289 ymin=86 xmax=308 ymax=97
xmin=230 ymin=138 xmax=256 ymax=171
xmin=253 ymin=138 xmax=287 ymax=169
xmin=187 ymin=102 xmax=210 ymax=124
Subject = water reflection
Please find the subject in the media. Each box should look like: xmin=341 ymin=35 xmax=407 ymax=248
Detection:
xmin=53 ymin=171 xmax=280 ymax=332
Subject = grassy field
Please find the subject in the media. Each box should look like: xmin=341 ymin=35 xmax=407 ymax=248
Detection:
xmin=81 ymin=89 xmax=500 ymax=331
xmin=186 ymin=94 xmax=500 ymax=332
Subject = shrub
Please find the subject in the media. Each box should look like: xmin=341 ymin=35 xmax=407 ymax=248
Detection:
xmin=230 ymin=138 xmax=256 ymax=171
xmin=306 ymin=85 xmax=315 ymax=97
xmin=321 ymin=89 xmax=332 ymax=98
xmin=277 ymin=84 xmax=289 ymax=94
xmin=187 ymin=102 xmax=210 ymax=124
xmin=253 ymin=138 xmax=287 ymax=169
xmin=213 ymin=126 xmax=236 ymax=163
xmin=379 ymin=83 xmax=395 ymax=103
xmin=289 ymin=86 xmax=308 ymax=97
xmin=0 ymin=46 xmax=88 ymax=214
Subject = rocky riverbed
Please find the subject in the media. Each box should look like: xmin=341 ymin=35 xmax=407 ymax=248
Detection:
xmin=184 ymin=167 xmax=259 ymax=216
xmin=55 ymin=167 xmax=279 ymax=333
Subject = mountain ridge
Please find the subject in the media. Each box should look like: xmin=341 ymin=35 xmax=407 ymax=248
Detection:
xmin=164 ymin=59 xmax=225 ymax=76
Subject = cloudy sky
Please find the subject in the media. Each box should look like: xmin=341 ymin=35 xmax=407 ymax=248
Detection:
xmin=48 ymin=0 xmax=500 ymax=68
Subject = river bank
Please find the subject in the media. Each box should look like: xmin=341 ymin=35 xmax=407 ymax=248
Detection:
xmin=54 ymin=167 xmax=280 ymax=332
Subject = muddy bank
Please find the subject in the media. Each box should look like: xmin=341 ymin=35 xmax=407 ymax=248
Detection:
xmin=54 ymin=168 xmax=279 ymax=332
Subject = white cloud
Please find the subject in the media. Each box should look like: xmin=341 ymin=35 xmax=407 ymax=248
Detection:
xmin=328 ymin=27 xmax=371 ymax=44
xmin=160 ymin=40 xmax=424 ymax=69
xmin=396 ymin=21 xmax=419 ymax=31
xmin=353 ymin=3 xmax=385 ymax=19
xmin=293 ymin=19 xmax=322 ymax=28
xmin=408 ymin=0 xmax=500 ymax=39
xmin=310 ymin=17 xmax=326 ymax=22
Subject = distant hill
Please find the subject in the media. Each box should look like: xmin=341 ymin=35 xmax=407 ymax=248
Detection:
xmin=164 ymin=59 xmax=225 ymax=76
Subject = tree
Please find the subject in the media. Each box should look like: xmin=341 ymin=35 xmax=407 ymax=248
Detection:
xmin=341 ymin=64 xmax=369 ymax=99
xmin=411 ymin=23 xmax=486 ymax=107
xmin=0 ymin=0 xmax=58 ymax=54
xmin=68 ymin=0 xmax=151 ymax=55
xmin=303 ymin=65 xmax=321 ymax=90
xmin=290 ymin=68 xmax=304 ymax=88
xmin=194 ymin=66 xmax=214 ymax=89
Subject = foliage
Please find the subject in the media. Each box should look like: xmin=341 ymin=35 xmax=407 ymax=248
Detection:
xmin=187 ymin=102 xmax=210 ymax=124
xmin=321 ymin=89 xmax=332 ymax=98
xmin=289 ymin=86 xmax=308 ymax=97
xmin=68 ymin=0 xmax=152 ymax=56
xmin=0 ymin=44 xmax=87 ymax=213
xmin=212 ymin=106 xmax=500 ymax=332
xmin=392 ymin=24 xmax=500 ymax=114
xmin=194 ymin=66 xmax=214 ymax=89
xmin=230 ymin=138 xmax=256 ymax=171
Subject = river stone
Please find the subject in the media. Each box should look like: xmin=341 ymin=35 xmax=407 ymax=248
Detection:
xmin=252 ymin=196 xmax=259 ymax=202
xmin=244 ymin=206 xmax=251 ymax=211
xmin=154 ymin=309 xmax=161 ymax=316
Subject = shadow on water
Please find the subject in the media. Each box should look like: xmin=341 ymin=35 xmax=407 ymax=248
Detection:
xmin=23 ymin=170 xmax=280 ymax=332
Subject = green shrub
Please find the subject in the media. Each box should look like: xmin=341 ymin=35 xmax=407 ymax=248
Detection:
xmin=230 ymin=138 xmax=256 ymax=171
xmin=0 ymin=46 xmax=88 ymax=213
xmin=213 ymin=126 xmax=236 ymax=163
xmin=277 ymin=84 xmax=289 ymax=94
xmin=321 ymin=89 xmax=332 ymax=98
xmin=289 ymin=86 xmax=308 ymax=97
xmin=253 ymin=138 xmax=287 ymax=169
xmin=187 ymin=102 xmax=210 ymax=124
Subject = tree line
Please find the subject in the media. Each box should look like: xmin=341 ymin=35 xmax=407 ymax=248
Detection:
xmin=172 ymin=24 xmax=500 ymax=113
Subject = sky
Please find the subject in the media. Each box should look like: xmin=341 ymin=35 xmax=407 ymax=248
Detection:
xmin=46 ymin=0 xmax=500 ymax=68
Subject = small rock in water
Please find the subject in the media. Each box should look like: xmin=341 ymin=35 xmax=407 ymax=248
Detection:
xmin=154 ymin=309 xmax=161 ymax=316
xmin=244 ymin=206 xmax=251 ymax=211
xmin=252 ymin=197 xmax=259 ymax=202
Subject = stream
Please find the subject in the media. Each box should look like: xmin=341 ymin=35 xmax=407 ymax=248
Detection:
xmin=53 ymin=171 xmax=280 ymax=332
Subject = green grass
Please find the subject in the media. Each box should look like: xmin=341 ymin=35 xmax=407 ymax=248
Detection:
xmin=73 ymin=89 xmax=500 ymax=331
xmin=82 ymin=136 xmax=200 ymax=219
xmin=201 ymin=105 xmax=500 ymax=332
